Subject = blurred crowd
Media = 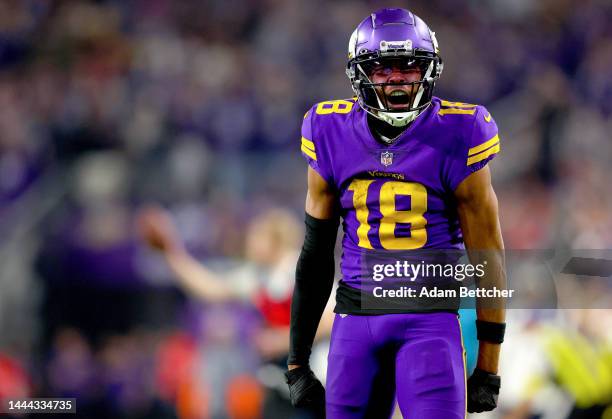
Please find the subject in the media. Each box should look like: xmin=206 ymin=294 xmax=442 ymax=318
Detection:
xmin=0 ymin=0 xmax=611 ymax=418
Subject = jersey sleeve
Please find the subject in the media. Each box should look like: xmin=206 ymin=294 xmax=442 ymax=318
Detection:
xmin=300 ymin=105 xmax=334 ymax=185
xmin=444 ymin=105 xmax=501 ymax=191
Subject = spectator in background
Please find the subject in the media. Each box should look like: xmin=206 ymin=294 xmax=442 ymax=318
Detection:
xmin=34 ymin=152 xmax=150 ymax=347
xmin=138 ymin=206 xmax=334 ymax=418
xmin=495 ymin=309 xmax=612 ymax=419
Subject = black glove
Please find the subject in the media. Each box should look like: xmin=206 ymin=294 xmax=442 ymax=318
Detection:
xmin=285 ymin=366 xmax=325 ymax=409
xmin=467 ymin=368 xmax=501 ymax=413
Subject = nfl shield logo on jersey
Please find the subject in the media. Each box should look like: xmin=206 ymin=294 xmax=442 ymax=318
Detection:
xmin=380 ymin=151 xmax=393 ymax=167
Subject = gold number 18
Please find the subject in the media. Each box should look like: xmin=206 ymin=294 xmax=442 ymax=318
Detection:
xmin=347 ymin=179 xmax=428 ymax=250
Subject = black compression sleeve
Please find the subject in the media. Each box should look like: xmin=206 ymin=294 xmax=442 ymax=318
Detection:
xmin=287 ymin=213 xmax=339 ymax=366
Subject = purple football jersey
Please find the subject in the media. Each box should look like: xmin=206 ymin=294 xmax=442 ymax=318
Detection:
xmin=300 ymin=96 xmax=500 ymax=288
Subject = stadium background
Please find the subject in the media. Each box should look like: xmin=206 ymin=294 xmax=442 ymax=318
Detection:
xmin=0 ymin=0 xmax=611 ymax=418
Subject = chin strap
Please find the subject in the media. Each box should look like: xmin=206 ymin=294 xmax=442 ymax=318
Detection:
xmin=378 ymin=109 xmax=419 ymax=127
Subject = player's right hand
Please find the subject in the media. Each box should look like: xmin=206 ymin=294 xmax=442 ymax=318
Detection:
xmin=285 ymin=366 xmax=325 ymax=409
xmin=136 ymin=206 xmax=182 ymax=253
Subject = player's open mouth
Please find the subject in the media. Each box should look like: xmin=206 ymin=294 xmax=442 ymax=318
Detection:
xmin=386 ymin=90 xmax=411 ymax=106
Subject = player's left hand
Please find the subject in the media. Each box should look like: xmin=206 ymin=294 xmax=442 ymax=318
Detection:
xmin=467 ymin=368 xmax=500 ymax=413
xmin=285 ymin=366 xmax=325 ymax=409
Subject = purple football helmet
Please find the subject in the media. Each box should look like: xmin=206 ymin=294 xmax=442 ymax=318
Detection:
xmin=346 ymin=8 xmax=443 ymax=127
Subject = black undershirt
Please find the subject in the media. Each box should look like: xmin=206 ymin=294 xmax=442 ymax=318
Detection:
xmin=367 ymin=114 xmax=409 ymax=144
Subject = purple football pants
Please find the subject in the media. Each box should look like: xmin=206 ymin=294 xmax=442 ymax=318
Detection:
xmin=326 ymin=312 xmax=466 ymax=419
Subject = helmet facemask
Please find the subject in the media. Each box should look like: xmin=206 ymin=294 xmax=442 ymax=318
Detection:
xmin=347 ymin=49 xmax=443 ymax=127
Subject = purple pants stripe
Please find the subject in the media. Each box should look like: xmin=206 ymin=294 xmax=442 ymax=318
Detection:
xmin=326 ymin=312 xmax=466 ymax=419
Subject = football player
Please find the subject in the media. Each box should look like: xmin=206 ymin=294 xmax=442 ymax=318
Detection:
xmin=286 ymin=8 xmax=506 ymax=418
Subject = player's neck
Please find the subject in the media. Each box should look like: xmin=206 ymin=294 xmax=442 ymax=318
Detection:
xmin=367 ymin=114 xmax=410 ymax=144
